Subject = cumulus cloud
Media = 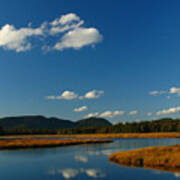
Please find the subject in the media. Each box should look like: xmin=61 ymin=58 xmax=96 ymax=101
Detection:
xmin=46 ymin=89 xmax=104 ymax=101
xmin=51 ymin=13 xmax=80 ymax=26
xmin=0 ymin=24 xmax=43 ymax=52
xmin=0 ymin=13 xmax=102 ymax=52
xmin=83 ymin=90 xmax=104 ymax=99
xmin=156 ymin=106 xmax=180 ymax=115
xmin=129 ymin=110 xmax=138 ymax=115
xmin=74 ymin=106 xmax=87 ymax=112
xmin=99 ymin=110 xmax=124 ymax=118
xmin=46 ymin=90 xmax=78 ymax=100
xmin=84 ymin=112 xmax=99 ymax=119
xmin=169 ymin=87 xmax=180 ymax=96
xmin=54 ymin=27 xmax=102 ymax=51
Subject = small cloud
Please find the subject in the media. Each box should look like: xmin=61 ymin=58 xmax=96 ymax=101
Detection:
xmin=129 ymin=110 xmax=138 ymax=115
xmin=149 ymin=90 xmax=166 ymax=96
xmin=169 ymin=87 xmax=180 ymax=96
xmin=83 ymin=90 xmax=104 ymax=99
xmin=46 ymin=90 xmax=78 ymax=100
xmin=51 ymin=13 xmax=80 ymax=26
xmin=99 ymin=110 xmax=124 ymax=118
xmin=156 ymin=106 xmax=180 ymax=115
xmin=46 ymin=89 xmax=104 ymax=101
xmin=74 ymin=106 xmax=87 ymax=112
xmin=84 ymin=112 xmax=99 ymax=118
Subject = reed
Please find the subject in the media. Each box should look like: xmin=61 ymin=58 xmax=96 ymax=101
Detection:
xmin=4 ymin=132 xmax=180 ymax=139
xmin=0 ymin=139 xmax=112 ymax=150
xmin=109 ymin=145 xmax=180 ymax=172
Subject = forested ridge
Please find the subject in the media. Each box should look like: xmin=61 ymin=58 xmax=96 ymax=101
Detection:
xmin=0 ymin=116 xmax=180 ymax=135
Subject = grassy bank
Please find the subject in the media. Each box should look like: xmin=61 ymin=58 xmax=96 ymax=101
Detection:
xmin=0 ymin=139 xmax=112 ymax=150
xmin=3 ymin=132 xmax=180 ymax=139
xmin=57 ymin=132 xmax=180 ymax=138
xmin=109 ymin=145 xmax=180 ymax=172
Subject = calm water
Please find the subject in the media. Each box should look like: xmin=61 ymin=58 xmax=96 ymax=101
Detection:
xmin=0 ymin=138 xmax=180 ymax=180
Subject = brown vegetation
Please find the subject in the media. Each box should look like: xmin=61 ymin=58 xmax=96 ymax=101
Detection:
xmin=4 ymin=132 xmax=180 ymax=139
xmin=0 ymin=139 xmax=112 ymax=150
xmin=109 ymin=145 xmax=180 ymax=172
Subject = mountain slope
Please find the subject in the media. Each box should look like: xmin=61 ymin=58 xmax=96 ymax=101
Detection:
xmin=0 ymin=115 xmax=112 ymax=130
xmin=76 ymin=117 xmax=112 ymax=127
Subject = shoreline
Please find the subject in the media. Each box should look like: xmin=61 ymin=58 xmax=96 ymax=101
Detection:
xmin=109 ymin=145 xmax=180 ymax=173
xmin=0 ymin=139 xmax=112 ymax=150
xmin=2 ymin=132 xmax=180 ymax=139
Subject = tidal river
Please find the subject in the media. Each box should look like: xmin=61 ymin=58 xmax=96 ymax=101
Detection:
xmin=0 ymin=138 xmax=180 ymax=180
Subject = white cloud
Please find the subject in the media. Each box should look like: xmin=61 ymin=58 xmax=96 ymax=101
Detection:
xmin=149 ymin=90 xmax=166 ymax=96
xmin=169 ymin=87 xmax=180 ymax=96
xmin=51 ymin=13 xmax=80 ymax=26
xmin=55 ymin=90 xmax=78 ymax=100
xmin=84 ymin=112 xmax=99 ymax=119
xmin=0 ymin=13 xmax=102 ymax=52
xmin=50 ymin=13 xmax=102 ymax=50
xmin=83 ymin=90 xmax=104 ymax=99
xmin=54 ymin=27 xmax=102 ymax=51
xmin=129 ymin=110 xmax=138 ymax=115
xmin=156 ymin=106 xmax=180 ymax=115
xmin=0 ymin=24 xmax=43 ymax=52
xmin=99 ymin=110 xmax=124 ymax=118
xmin=50 ymin=20 xmax=84 ymax=35
xmin=74 ymin=155 xmax=88 ymax=163
xmin=46 ymin=89 xmax=104 ymax=101
xmin=46 ymin=90 xmax=78 ymax=100
xmin=74 ymin=106 xmax=87 ymax=112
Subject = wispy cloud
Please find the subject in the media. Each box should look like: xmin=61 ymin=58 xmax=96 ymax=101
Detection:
xmin=74 ymin=106 xmax=87 ymax=112
xmin=129 ymin=110 xmax=138 ymax=115
xmin=0 ymin=13 xmax=103 ymax=52
xmin=156 ymin=106 xmax=180 ymax=115
xmin=149 ymin=87 xmax=180 ymax=97
xmin=84 ymin=112 xmax=99 ymax=119
xmin=149 ymin=90 xmax=166 ymax=96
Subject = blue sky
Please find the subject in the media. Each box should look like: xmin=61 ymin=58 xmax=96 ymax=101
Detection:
xmin=0 ymin=0 xmax=180 ymax=123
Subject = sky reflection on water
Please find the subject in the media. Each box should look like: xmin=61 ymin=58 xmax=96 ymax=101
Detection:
xmin=0 ymin=138 xmax=180 ymax=180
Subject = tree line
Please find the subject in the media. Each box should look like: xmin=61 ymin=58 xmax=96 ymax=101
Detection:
xmin=0 ymin=118 xmax=180 ymax=135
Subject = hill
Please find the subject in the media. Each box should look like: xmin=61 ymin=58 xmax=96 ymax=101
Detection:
xmin=76 ymin=117 xmax=112 ymax=127
xmin=0 ymin=115 xmax=112 ymax=131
